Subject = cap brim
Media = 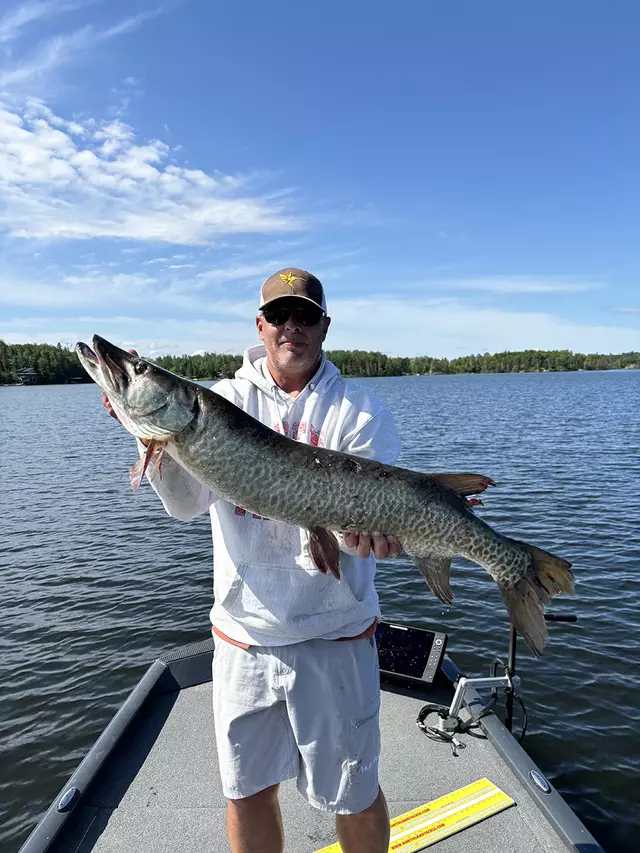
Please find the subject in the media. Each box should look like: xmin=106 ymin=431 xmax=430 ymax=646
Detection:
xmin=258 ymin=294 xmax=326 ymax=313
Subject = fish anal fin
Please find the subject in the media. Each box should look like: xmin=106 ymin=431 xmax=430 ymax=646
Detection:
xmin=309 ymin=527 xmax=341 ymax=580
xmin=430 ymin=473 xmax=496 ymax=496
xmin=410 ymin=551 xmax=454 ymax=604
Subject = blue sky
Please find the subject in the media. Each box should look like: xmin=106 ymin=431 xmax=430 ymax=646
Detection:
xmin=0 ymin=0 xmax=639 ymax=358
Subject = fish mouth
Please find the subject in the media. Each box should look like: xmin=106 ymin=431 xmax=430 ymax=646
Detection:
xmin=76 ymin=341 xmax=102 ymax=383
xmin=76 ymin=341 xmax=98 ymax=365
xmin=91 ymin=334 xmax=136 ymax=393
xmin=76 ymin=341 xmax=99 ymax=367
xmin=76 ymin=335 xmax=196 ymax=437
xmin=76 ymin=336 xmax=137 ymax=395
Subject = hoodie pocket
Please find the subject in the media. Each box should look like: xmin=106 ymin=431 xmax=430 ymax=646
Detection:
xmin=214 ymin=505 xmax=366 ymax=637
xmin=215 ymin=563 xmax=246 ymax=611
xmin=228 ymin=561 xmax=360 ymax=637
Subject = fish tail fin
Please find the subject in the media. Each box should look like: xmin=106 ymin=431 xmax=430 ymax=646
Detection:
xmin=527 ymin=543 xmax=575 ymax=596
xmin=500 ymin=542 xmax=575 ymax=656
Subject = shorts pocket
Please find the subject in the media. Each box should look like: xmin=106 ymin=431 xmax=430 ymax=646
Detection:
xmin=347 ymin=696 xmax=381 ymax=784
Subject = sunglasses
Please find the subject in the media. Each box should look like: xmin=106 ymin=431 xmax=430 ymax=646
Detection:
xmin=261 ymin=302 xmax=325 ymax=327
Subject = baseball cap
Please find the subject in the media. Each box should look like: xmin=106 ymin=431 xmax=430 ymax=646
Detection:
xmin=258 ymin=268 xmax=327 ymax=313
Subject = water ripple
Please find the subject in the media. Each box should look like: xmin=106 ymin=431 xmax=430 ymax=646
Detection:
xmin=1 ymin=372 xmax=639 ymax=852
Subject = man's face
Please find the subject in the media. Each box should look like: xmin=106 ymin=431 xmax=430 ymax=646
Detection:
xmin=256 ymin=298 xmax=331 ymax=378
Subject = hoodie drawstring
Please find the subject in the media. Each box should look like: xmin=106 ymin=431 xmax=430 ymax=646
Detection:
xmin=272 ymin=385 xmax=287 ymax=436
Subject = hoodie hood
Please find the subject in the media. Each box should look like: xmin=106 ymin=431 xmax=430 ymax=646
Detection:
xmin=236 ymin=344 xmax=340 ymax=400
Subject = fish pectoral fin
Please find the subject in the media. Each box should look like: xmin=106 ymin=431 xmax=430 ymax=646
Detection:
xmin=147 ymin=444 xmax=166 ymax=482
xmin=411 ymin=551 xmax=454 ymax=604
xmin=129 ymin=440 xmax=159 ymax=492
xmin=309 ymin=527 xmax=341 ymax=580
xmin=429 ymin=473 xmax=496 ymax=496
xmin=129 ymin=458 xmax=146 ymax=492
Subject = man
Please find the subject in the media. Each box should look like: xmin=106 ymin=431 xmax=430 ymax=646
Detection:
xmin=104 ymin=269 xmax=402 ymax=853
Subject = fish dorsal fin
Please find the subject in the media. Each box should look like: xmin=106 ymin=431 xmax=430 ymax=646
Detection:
xmin=309 ymin=527 xmax=341 ymax=580
xmin=429 ymin=473 xmax=496 ymax=497
xmin=409 ymin=551 xmax=454 ymax=604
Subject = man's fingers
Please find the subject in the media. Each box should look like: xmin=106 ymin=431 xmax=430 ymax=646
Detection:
xmin=371 ymin=532 xmax=390 ymax=559
xmin=356 ymin=531 xmax=372 ymax=559
xmin=342 ymin=531 xmax=404 ymax=559
xmin=102 ymin=391 xmax=121 ymax=423
xmin=386 ymin=534 xmax=403 ymax=557
xmin=343 ymin=531 xmax=359 ymax=549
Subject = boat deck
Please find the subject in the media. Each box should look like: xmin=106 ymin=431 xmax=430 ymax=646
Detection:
xmin=48 ymin=676 xmax=581 ymax=853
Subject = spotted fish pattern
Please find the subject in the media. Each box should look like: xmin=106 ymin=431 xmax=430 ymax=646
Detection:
xmin=77 ymin=336 xmax=576 ymax=655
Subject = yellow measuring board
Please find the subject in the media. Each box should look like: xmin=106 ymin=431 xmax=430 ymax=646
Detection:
xmin=314 ymin=778 xmax=515 ymax=853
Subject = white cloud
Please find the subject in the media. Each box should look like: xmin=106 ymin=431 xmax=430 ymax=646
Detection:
xmin=3 ymin=294 xmax=640 ymax=358
xmin=0 ymin=0 xmax=87 ymax=44
xmin=0 ymin=8 xmax=159 ymax=88
xmin=0 ymin=272 xmax=159 ymax=306
xmin=194 ymin=261 xmax=283 ymax=289
xmin=0 ymin=100 xmax=301 ymax=244
xmin=0 ymin=314 xmax=256 ymax=358
xmin=611 ymin=306 xmax=640 ymax=314
xmin=439 ymin=277 xmax=598 ymax=294
xmin=326 ymin=297 xmax=640 ymax=357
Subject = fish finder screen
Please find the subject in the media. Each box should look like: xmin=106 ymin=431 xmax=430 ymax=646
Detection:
xmin=375 ymin=623 xmax=435 ymax=679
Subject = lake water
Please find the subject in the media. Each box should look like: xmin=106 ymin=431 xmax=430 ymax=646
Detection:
xmin=1 ymin=371 xmax=639 ymax=852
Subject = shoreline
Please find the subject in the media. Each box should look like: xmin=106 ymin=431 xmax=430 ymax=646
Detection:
xmin=2 ymin=366 xmax=638 ymax=388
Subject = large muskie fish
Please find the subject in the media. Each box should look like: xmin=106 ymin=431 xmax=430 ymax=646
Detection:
xmin=77 ymin=335 xmax=575 ymax=654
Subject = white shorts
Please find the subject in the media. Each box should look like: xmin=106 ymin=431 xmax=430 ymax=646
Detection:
xmin=211 ymin=635 xmax=381 ymax=814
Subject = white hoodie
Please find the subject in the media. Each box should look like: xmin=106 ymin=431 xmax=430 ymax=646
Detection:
xmin=143 ymin=345 xmax=401 ymax=646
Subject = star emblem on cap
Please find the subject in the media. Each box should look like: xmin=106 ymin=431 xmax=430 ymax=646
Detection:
xmin=280 ymin=271 xmax=301 ymax=289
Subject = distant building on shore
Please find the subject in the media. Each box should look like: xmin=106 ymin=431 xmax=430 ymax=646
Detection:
xmin=16 ymin=367 xmax=40 ymax=385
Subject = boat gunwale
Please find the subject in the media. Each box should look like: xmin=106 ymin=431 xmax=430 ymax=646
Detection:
xmin=461 ymin=679 xmax=604 ymax=852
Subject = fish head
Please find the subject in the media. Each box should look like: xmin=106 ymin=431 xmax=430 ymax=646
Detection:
xmin=76 ymin=335 xmax=198 ymax=442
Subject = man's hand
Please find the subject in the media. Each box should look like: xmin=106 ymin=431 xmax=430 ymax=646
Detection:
xmin=102 ymin=348 xmax=138 ymax=424
xmin=342 ymin=531 xmax=403 ymax=560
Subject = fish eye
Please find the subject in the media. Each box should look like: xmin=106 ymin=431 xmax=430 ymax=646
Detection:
xmin=134 ymin=361 xmax=148 ymax=375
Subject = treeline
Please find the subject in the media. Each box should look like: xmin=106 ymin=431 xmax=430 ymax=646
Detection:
xmin=152 ymin=347 xmax=640 ymax=377
xmin=326 ymin=348 xmax=640 ymax=376
xmin=2 ymin=341 xmax=639 ymax=385
xmin=0 ymin=340 xmax=89 ymax=385
xmin=154 ymin=352 xmax=243 ymax=379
